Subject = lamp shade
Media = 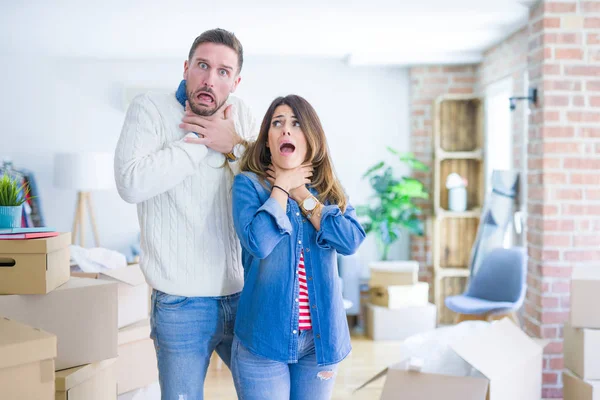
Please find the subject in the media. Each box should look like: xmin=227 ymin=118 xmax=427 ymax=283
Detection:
xmin=53 ymin=152 xmax=115 ymax=191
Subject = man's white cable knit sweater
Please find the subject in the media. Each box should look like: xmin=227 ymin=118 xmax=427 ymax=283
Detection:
xmin=114 ymin=92 xmax=257 ymax=297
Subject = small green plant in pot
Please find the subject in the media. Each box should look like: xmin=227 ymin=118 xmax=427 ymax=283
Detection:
xmin=357 ymin=148 xmax=429 ymax=261
xmin=0 ymin=173 xmax=30 ymax=229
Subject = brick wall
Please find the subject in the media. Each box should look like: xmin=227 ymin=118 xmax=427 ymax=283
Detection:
xmin=409 ymin=1 xmax=599 ymax=398
xmin=526 ymin=1 xmax=600 ymax=398
xmin=409 ymin=66 xmax=478 ymax=281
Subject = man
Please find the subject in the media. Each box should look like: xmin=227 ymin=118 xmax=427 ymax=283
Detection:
xmin=114 ymin=29 xmax=256 ymax=399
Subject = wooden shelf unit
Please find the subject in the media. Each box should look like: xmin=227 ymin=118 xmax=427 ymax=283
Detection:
xmin=432 ymin=94 xmax=485 ymax=325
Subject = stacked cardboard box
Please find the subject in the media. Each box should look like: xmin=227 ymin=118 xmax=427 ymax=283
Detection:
xmin=116 ymin=319 xmax=159 ymax=395
xmin=366 ymin=261 xmax=436 ymax=340
xmin=0 ymin=317 xmax=57 ymax=399
xmin=0 ymin=233 xmax=120 ymax=399
xmin=71 ymin=263 xmax=158 ymax=395
xmin=563 ymin=267 xmax=600 ymax=399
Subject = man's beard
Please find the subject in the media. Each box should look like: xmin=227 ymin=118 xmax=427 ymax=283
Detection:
xmin=187 ymin=87 xmax=226 ymax=117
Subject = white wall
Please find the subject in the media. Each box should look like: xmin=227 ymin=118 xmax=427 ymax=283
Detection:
xmin=0 ymin=54 xmax=410 ymax=266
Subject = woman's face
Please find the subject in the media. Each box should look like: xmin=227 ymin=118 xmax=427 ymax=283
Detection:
xmin=267 ymin=105 xmax=308 ymax=170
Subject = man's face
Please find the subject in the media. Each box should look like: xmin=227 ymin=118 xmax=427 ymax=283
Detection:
xmin=183 ymin=43 xmax=241 ymax=116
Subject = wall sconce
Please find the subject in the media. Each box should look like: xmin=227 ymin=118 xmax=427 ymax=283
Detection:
xmin=509 ymin=87 xmax=537 ymax=111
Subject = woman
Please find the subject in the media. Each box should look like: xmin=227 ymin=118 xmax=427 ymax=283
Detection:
xmin=231 ymin=95 xmax=366 ymax=400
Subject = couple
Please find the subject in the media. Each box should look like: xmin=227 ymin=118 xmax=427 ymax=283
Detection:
xmin=115 ymin=28 xmax=365 ymax=400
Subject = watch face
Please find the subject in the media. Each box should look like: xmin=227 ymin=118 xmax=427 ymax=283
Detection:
xmin=233 ymin=143 xmax=246 ymax=159
xmin=303 ymin=197 xmax=317 ymax=211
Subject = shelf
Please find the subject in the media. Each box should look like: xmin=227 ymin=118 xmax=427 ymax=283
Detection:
xmin=435 ymin=149 xmax=483 ymax=160
xmin=436 ymin=208 xmax=482 ymax=218
xmin=432 ymin=93 xmax=483 ymax=326
xmin=438 ymin=159 xmax=484 ymax=211
xmin=435 ymin=97 xmax=483 ymax=152
xmin=437 ymin=276 xmax=469 ymax=325
xmin=434 ymin=268 xmax=471 ymax=278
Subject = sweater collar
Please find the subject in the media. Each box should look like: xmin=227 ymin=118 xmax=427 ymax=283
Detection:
xmin=175 ymin=79 xmax=187 ymax=109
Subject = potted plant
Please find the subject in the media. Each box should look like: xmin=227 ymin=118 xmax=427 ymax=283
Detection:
xmin=0 ymin=173 xmax=29 ymax=229
xmin=357 ymin=147 xmax=429 ymax=261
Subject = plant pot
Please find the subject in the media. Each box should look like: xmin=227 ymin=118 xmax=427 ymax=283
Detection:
xmin=0 ymin=205 xmax=23 ymax=229
xmin=448 ymin=187 xmax=467 ymax=212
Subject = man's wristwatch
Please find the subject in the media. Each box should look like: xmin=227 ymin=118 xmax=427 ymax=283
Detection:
xmin=300 ymin=194 xmax=320 ymax=219
xmin=225 ymin=142 xmax=247 ymax=162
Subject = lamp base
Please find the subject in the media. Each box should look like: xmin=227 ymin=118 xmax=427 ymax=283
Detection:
xmin=72 ymin=191 xmax=100 ymax=247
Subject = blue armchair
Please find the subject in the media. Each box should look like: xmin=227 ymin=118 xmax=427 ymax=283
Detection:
xmin=445 ymin=247 xmax=527 ymax=325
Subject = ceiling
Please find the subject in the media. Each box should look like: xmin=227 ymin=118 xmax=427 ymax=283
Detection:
xmin=1 ymin=0 xmax=535 ymax=65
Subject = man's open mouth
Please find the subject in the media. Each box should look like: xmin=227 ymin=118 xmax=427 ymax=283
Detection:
xmin=279 ymin=142 xmax=296 ymax=155
xmin=196 ymin=92 xmax=215 ymax=104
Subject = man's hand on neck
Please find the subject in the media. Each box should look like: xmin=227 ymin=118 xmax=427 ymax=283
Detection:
xmin=180 ymin=100 xmax=243 ymax=153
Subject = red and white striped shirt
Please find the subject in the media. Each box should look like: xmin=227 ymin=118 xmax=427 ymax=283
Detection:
xmin=298 ymin=251 xmax=312 ymax=331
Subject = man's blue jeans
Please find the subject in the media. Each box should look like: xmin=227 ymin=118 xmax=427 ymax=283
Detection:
xmin=150 ymin=289 xmax=240 ymax=400
xmin=231 ymin=330 xmax=339 ymax=400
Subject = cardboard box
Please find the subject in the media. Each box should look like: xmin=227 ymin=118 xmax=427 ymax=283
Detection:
xmin=563 ymin=369 xmax=600 ymax=400
xmin=369 ymin=282 xmax=429 ymax=308
xmin=564 ymin=322 xmax=600 ymax=380
xmin=0 ymin=277 xmax=118 ymax=370
xmin=0 ymin=232 xmax=71 ymax=294
xmin=55 ymin=358 xmax=117 ymax=400
xmin=72 ymin=264 xmax=149 ymax=329
xmin=0 ymin=317 xmax=57 ymax=400
xmin=369 ymin=261 xmax=418 ymax=287
xmin=571 ymin=266 xmax=600 ymax=328
xmin=116 ymin=319 xmax=158 ymax=394
xmin=358 ymin=319 xmax=547 ymax=400
xmin=366 ymin=303 xmax=436 ymax=341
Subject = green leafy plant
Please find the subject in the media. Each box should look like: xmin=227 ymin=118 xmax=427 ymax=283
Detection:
xmin=357 ymin=148 xmax=429 ymax=261
xmin=0 ymin=173 xmax=30 ymax=207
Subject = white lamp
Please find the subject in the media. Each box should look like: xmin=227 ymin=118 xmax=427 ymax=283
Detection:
xmin=54 ymin=152 xmax=115 ymax=247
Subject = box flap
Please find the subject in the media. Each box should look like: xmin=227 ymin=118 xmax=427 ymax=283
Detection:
xmin=118 ymin=318 xmax=151 ymax=346
xmin=0 ymin=317 xmax=57 ymax=369
xmin=355 ymin=360 xmax=489 ymax=400
xmin=381 ymin=367 xmax=489 ymax=400
xmin=57 ymin=276 xmax=118 ymax=291
xmin=572 ymin=266 xmax=600 ymax=281
xmin=55 ymin=358 xmax=117 ymax=391
xmin=102 ymin=264 xmax=146 ymax=286
xmin=354 ymin=361 xmax=407 ymax=393
xmin=0 ymin=232 xmax=71 ymax=254
xmin=563 ymin=368 xmax=600 ymax=399
xmin=450 ymin=319 xmax=543 ymax=382
xmin=369 ymin=261 xmax=418 ymax=272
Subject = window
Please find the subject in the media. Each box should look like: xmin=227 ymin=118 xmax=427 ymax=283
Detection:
xmin=484 ymin=77 xmax=513 ymax=191
xmin=485 ymin=77 xmax=515 ymax=247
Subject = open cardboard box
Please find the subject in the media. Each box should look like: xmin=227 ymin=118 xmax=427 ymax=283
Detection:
xmin=356 ymin=319 xmax=547 ymax=400
xmin=71 ymin=263 xmax=149 ymax=329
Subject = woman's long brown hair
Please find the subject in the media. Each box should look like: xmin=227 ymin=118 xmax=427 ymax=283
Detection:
xmin=240 ymin=95 xmax=347 ymax=212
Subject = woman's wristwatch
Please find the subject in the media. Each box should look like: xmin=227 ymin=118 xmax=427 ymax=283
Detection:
xmin=299 ymin=194 xmax=321 ymax=219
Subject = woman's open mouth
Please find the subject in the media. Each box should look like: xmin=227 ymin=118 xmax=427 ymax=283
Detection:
xmin=279 ymin=142 xmax=296 ymax=156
